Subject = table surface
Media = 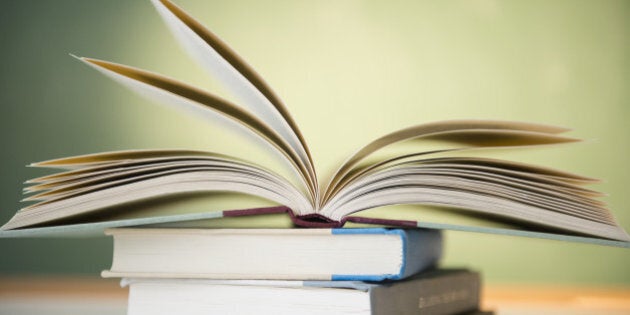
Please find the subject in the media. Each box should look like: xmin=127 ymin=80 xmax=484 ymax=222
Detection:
xmin=1 ymin=277 xmax=629 ymax=315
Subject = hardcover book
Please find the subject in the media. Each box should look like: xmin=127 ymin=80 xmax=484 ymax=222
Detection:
xmin=103 ymin=228 xmax=442 ymax=281
xmin=122 ymin=269 xmax=481 ymax=315
xmin=1 ymin=0 xmax=629 ymax=248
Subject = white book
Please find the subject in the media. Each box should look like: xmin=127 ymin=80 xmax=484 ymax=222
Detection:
xmin=122 ymin=269 xmax=481 ymax=315
xmin=102 ymin=228 xmax=442 ymax=281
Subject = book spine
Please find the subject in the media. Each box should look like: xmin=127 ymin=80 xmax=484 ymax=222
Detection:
xmin=370 ymin=271 xmax=480 ymax=315
xmin=397 ymin=229 xmax=442 ymax=280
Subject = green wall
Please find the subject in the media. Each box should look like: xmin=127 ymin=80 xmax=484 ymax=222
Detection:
xmin=1 ymin=0 xmax=628 ymax=284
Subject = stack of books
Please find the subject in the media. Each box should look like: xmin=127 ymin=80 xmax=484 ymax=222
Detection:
xmin=103 ymin=227 xmax=490 ymax=315
xmin=0 ymin=0 xmax=628 ymax=314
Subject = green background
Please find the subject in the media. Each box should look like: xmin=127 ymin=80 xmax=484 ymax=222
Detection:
xmin=1 ymin=0 xmax=628 ymax=284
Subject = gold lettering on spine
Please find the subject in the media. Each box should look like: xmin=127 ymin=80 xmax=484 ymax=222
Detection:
xmin=418 ymin=289 xmax=470 ymax=309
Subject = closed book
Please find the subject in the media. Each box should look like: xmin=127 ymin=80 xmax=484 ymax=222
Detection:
xmin=102 ymin=228 xmax=442 ymax=281
xmin=123 ymin=269 xmax=480 ymax=315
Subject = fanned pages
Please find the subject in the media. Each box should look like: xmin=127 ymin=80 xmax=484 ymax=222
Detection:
xmin=1 ymin=0 xmax=629 ymax=246
xmin=151 ymin=0 xmax=318 ymax=199
xmin=321 ymin=120 xmax=580 ymax=205
xmin=79 ymin=57 xmax=315 ymax=202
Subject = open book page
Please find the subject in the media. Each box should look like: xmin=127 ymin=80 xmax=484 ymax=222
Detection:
xmin=325 ymin=163 xmax=604 ymax=217
xmin=328 ymin=151 xmax=601 ymax=206
xmin=331 ymin=184 xmax=626 ymax=240
xmin=151 ymin=0 xmax=317 ymax=195
xmin=315 ymin=121 xmax=628 ymax=241
xmin=322 ymin=120 xmax=578 ymax=205
xmin=79 ymin=57 xmax=316 ymax=203
xmin=321 ymin=157 xmax=629 ymax=241
xmin=2 ymin=151 xmax=311 ymax=230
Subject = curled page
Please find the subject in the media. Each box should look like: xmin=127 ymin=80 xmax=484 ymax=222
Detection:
xmin=151 ymin=0 xmax=317 ymax=194
xmin=77 ymin=57 xmax=315 ymax=202
xmin=322 ymin=120 xmax=579 ymax=204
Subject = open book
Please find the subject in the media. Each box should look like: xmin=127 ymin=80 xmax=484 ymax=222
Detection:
xmin=1 ymin=0 xmax=628 ymax=246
